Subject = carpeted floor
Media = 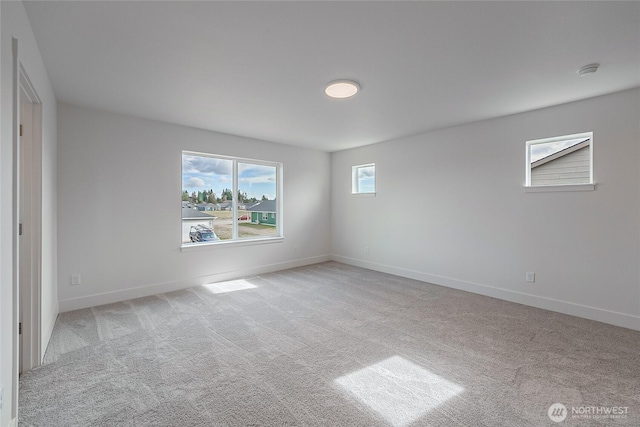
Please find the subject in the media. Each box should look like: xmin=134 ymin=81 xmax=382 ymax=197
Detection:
xmin=19 ymin=262 xmax=640 ymax=426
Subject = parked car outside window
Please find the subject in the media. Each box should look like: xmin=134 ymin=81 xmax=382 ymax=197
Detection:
xmin=189 ymin=225 xmax=219 ymax=242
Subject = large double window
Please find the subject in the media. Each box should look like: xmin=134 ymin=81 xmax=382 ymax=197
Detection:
xmin=182 ymin=151 xmax=281 ymax=246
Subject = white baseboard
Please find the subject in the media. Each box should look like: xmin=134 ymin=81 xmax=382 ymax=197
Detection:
xmin=331 ymin=255 xmax=640 ymax=332
xmin=57 ymin=253 xmax=640 ymax=331
xmin=9 ymin=417 xmax=17 ymax=427
xmin=58 ymin=255 xmax=331 ymax=312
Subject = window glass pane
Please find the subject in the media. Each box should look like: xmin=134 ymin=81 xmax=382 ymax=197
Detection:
xmin=351 ymin=164 xmax=376 ymax=194
xmin=238 ymin=163 xmax=277 ymax=239
xmin=527 ymin=134 xmax=591 ymax=187
xmin=182 ymin=154 xmax=233 ymax=243
xmin=357 ymin=165 xmax=375 ymax=193
xmin=182 ymin=152 xmax=281 ymax=246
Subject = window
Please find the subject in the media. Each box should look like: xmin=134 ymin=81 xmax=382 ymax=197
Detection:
xmin=525 ymin=132 xmax=593 ymax=188
xmin=182 ymin=151 xmax=281 ymax=246
xmin=352 ymin=163 xmax=376 ymax=194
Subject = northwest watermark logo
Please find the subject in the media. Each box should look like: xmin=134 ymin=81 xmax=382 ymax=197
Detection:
xmin=548 ymin=403 xmax=568 ymax=423
xmin=548 ymin=403 xmax=629 ymax=422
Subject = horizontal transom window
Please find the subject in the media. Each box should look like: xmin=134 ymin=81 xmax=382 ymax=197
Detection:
xmin=526 ymin=132 xmax=593 ymax=188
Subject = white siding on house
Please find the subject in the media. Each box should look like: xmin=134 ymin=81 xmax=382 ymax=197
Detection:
xmin=531 ymin=146 xmax=590 ymax=186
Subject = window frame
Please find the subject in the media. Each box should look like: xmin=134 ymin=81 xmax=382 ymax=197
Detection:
xmin=181 ymin=151 xmax=283 ymax=249
xmin=525 ymin=132 xmax=595 ymax=192
xmin=352 ymin=163 xmax=376 ymax=195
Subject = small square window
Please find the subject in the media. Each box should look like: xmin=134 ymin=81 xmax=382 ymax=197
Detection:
xmin=352 ymin=163 xmax=375 ymax=194
xmin=526 ymin=132 xmax=593 ymax=187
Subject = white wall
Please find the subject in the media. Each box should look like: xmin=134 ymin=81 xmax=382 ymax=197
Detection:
xmin=332 ymin=89 xmax=640 ymax=331
xmin=1 ymin=2 xmax=58 ymax=425
xmin=57 ymin=103 xmax=331 ymax=311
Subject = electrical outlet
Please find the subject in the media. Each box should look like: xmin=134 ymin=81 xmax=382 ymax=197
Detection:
xmin=293 ymin=245 xmax=298 ymax=254
xmin=365 ymin=246 xmax=370 ymax=255
xmin=526 ymin=272 xmax=535 ymax=283
xmin=71 ymin=274 xmax=81 ymax=285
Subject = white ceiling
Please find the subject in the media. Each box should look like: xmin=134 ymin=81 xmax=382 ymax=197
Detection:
xmin=23 ymin=1 xmax=640 ymax=152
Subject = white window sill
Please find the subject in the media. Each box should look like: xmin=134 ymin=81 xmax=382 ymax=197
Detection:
xmin=524 ymin=183 xmax=595 ymax=193
xmin=351 ymin=192 xmax=376 ymax=197
xmin=181 ymin=236 xmax=283 ymax=251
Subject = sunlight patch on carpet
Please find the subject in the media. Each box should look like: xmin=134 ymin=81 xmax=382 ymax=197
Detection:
xmin=202 ymin=279 xmax=257 ymax=294
xmin=334 ymin=355 xmax=464 ymax=427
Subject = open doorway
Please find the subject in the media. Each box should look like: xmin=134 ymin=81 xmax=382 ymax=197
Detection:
xmin=18 ymin=64 xmax=43 ymax=375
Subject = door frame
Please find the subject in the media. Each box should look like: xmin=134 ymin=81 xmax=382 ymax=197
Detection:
xmin=19 ymin=62 xmax=43 ymax=374
xmin=11 ymin=37 xmax=44 ymax=422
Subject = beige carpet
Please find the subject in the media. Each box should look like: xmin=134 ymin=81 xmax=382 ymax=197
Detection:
xmin=19 ymin=262 xmax=640 ymax=426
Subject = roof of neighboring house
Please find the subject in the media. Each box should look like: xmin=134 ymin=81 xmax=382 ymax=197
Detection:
xmin=246 ymin=199 xmax=277 ymax=213
xmin=531 ymin=138 xmax=590 ymax=169
xmin=182 ymin=208 xmax=215 ymax=219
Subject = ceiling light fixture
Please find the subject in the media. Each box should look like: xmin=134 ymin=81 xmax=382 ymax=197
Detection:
xmin=577 ymin=63 xmax=599 ymax=77
xmin=325 ymin=80 xmax=360 ymax=99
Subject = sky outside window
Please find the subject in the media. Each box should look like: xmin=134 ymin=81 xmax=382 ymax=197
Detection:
xmin=182 ymin=154 xmax=275 ymax=200
xmin=238 ymin=163 xmax=276 ymax=200
xmin=358 ymin=165 xmax=375 ymax=193
xmin=530 ymin=138 xmax=589 ymax=163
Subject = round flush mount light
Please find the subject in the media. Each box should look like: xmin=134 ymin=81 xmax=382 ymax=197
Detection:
xmin=577 ymin=63 xmax=600 ymax=77
xmin=325 ymin=80 xmax=360 ymax=99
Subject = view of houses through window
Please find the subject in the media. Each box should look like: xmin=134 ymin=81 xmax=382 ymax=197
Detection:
xmin=182 ymin=152 xmax=280 ymax=245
